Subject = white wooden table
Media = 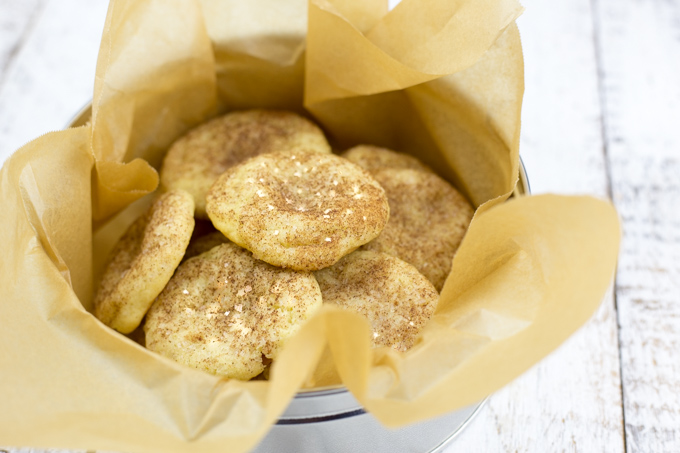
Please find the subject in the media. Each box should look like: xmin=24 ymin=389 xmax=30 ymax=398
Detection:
xmin=1 ymin=0 xmax=679 ymax=452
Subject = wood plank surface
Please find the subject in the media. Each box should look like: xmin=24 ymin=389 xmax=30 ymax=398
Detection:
xmin=593 ymin=0 xmax=680 ymax=451
xmin=0 ymin=0 xmax=107 ymax=164
xmin=445 ymin=0 xmax=625 ymax=451
xmin=0 ymin=0 xmax=46 ymax=85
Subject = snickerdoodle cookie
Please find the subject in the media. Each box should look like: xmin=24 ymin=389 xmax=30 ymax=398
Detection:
xmin=206 ymin=150 xmax=390 ymax=271
xmin=342 ymin=145 xmax=433 ymax=174
xmin=315 ymin=251 xmax=439 ymax=351
xmin=362 ymin=169 xmax=474 ymax=291
xmin=94 ymin=190 xmax=194 ymax=333
xmin=160 ymin=110 xmax=331 ymax=217
xmin=144 ymin=242 xmax=322 ymax=380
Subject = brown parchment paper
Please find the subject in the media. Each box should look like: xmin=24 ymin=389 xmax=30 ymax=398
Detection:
xmin=0 ymin=0 xmax=621 ymax=452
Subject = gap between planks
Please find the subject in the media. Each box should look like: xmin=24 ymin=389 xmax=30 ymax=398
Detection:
xmin=590 ymin=0 xmax=629 ymax=451
xmin=593 ymin=0 xmax=680 ymax=451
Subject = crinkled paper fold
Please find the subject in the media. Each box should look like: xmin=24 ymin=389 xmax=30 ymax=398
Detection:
xmin=0 ymin=0 xmax=620 ymax=452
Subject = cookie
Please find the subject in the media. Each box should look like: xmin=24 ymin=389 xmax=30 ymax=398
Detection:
xmin=160 ymin=110 xmax=331 ymax=217
xmin=342 ymin=145 xmax=433 ymax=174
xmin=362 ymin=169 xmax=474 ymax=291
xmin=207 ymin=150 xmax=390 ymax=271
xmin=144 ymin=242 xmax=322 ymax=380
xmin=315 ymin=251 xmax=439 ymax=351
xmin=94 ymin=190 xmax=195 ymax=333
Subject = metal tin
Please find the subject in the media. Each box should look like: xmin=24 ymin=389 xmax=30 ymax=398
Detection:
xmin=69 ymin=105 xmax=530 ymax=453
xmin=252 ymin=388 xmax=485 ymax=453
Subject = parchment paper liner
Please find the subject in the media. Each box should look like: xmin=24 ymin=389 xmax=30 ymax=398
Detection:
xmin=0 ymin=1 xmax=620 ymax=452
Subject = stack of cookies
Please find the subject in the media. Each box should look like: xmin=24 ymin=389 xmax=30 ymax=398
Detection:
xmin=93 ymin=110 xmax=474 ymax=380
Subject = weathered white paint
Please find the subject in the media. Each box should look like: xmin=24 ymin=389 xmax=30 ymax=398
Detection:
xmin=446 ymin=0 xmax=625 ymax=451
xmin=0 ymin=0 xmax=107 ymax=164
xmin=0 ymin=0 xmax=46 ymax=83
xmin=593 ymin=0 xmax=680 ymax=451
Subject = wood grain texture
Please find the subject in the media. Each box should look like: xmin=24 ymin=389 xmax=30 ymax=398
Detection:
xmin=0 ymin=0 xmax=108 ymax=164
xmin=593 ymin=0 xmax=680 ymax=451
xmin=0 ymin=0 xmax=46 ymax=86
xmin=445 ymin=0 xmax=625 ymax=451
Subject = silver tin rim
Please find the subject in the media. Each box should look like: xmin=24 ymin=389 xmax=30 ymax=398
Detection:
xmin=429 ymin=398 xmax=488 ymax=453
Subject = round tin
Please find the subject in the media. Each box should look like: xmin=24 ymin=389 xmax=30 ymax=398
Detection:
xmin=253 ymin=388 xmax=485 ymax=453
xmin=69 ymin=105 xmax=530 ymax=453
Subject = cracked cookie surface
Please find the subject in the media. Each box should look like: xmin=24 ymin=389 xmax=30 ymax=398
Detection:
xmin=161 ymin=110 xmax=331 ymax=217
xmin=315 ymin=251 xmax=439 ymax=351
xmin=207 ymin=150 xmax=390 ymax=271
xmin=94 ymin=190 xmax=195 ymax=334
xmin=362 ymin=169 xmax=474 ymax=291
xmin=145 ymin=242 xmax=323 ymax=380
